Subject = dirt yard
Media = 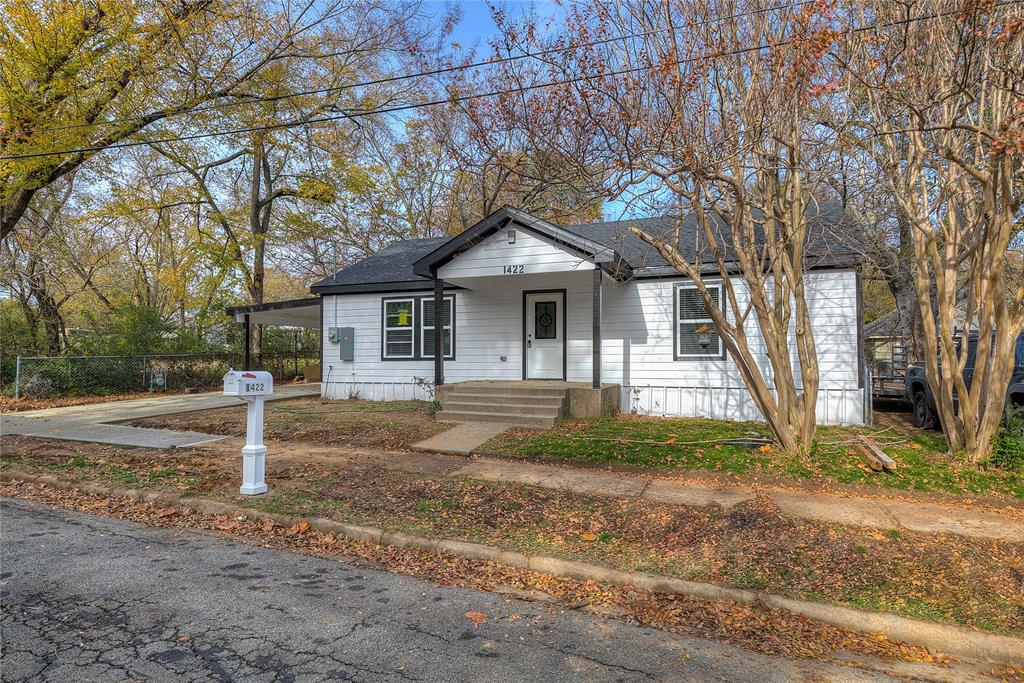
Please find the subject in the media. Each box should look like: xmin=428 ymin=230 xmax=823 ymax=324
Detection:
xmin=128 ymin=397 xmax=451 ymax=450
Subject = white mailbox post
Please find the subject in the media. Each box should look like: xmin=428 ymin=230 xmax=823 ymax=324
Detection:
xmin=223 ymin=369 xmax=273 ymax=495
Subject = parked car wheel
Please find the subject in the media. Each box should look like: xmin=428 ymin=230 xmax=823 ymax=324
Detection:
xmin=911 ymin=390 xmax=936 ymax=429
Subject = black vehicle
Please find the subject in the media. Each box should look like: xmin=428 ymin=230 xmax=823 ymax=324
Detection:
xmin=905 ymin=333 xmax=1024 ymax=429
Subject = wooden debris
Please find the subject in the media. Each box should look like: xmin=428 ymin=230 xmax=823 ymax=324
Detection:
xmin=856 ymin=437 xmax=897 ymax=472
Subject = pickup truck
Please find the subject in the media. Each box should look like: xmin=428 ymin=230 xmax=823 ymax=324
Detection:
xmin=905 ymin=333 xmax=1024 ymax=429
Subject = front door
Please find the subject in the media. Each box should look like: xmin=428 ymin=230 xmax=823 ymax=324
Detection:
xmin=525 ymin=292 xmax=564 ymax=379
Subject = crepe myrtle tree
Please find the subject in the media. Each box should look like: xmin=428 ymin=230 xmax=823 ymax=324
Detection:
xmin=845 ymin=0 xmax=1024 ymax=463
xmin=493 ymin=0 xmax=848 ymax=453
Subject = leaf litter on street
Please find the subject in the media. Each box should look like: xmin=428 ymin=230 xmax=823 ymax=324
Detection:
xmin=0 ymin=479 xmax=968 ymax=670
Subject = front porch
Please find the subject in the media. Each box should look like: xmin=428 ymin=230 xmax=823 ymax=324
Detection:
xmin=412 ymin=206 xmax=632 ymax=392
xmin=436 ymin=380 xmax=621 ymax=428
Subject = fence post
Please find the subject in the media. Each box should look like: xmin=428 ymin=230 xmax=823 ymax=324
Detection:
xmin=864 ymin=367 xmax=874 ymax=426
xmin=14 ymin=356 xmax=21 ymax=399
xmin=142 ymin=355 xmax=149 ymax=392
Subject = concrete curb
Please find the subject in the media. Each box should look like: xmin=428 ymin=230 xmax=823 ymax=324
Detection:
xmin=3 ymin=470 xmax=1021 ymax=665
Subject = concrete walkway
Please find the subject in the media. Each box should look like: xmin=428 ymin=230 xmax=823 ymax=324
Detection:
xmin=1 ymin=383 xmax=320 ymax=448
xmin=274 ymin=444 xmax=1024 ymax=542
xmin=411 ymin=422 xmax=510 ymax=455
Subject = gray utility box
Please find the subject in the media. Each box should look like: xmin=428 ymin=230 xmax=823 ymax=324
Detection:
xmin=333 ymin=327 xmax=355 ymax=361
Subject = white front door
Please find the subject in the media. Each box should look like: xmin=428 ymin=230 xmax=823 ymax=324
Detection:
xmin=525 ymin=292 xmax=564 ymax=379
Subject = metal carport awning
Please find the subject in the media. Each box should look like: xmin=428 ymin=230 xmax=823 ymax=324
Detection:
xmin=226 ymin=297 xmax=321 ymax=329
xmin=225 ymin=297 xmax=322 ymax=371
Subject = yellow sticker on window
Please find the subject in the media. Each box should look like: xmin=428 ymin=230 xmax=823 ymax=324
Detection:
xmin=398 ymin=310 xmax=409 ymax=326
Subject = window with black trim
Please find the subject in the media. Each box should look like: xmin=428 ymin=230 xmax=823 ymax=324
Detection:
xmin=381 ymin=294 xmax=456 ymax=360
xmin=383 ymin=299 xmax=415 ymax=358
xmin=676 ymin=284 xmax=723 ymax=359
xmin=422 ymin=296 xmax=454 ymax=359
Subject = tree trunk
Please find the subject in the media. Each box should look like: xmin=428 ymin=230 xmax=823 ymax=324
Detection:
xmin=0 ymin=189 xmax=36 ymax=244
xmin=891 ymin=271 xmax=924 ymax=362
xmin=36 ymin=292 xmax=64 ymax=355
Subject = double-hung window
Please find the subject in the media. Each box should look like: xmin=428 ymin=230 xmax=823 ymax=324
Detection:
xmin=383 ymin=299 xmax=415 ymax=358
xmin=421 ymin=296 xmax=454 ymax=359
xmin=675 ymin=283 xmax=724 ymax=359
xmin=381 ymin=294 xmax=456 ymax=360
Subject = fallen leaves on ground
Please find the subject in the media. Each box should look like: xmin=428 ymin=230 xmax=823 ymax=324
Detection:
xmin=1 ymin=480 xmax=953 ymax=667
xmin=4 ymin=436 xmax=1023 ymax=637
xmin=464 ymin=610 xmax=488 ymax=627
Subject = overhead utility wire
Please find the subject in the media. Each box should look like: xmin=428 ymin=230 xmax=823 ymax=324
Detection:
xmin=26 ymin=0 xmax=818 ymax=135
xmin=3 ymin=2 xmax=1019 ymax=162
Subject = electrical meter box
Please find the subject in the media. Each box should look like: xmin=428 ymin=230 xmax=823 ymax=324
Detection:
xmin=337 ymin=327 xmax=355 ymax=361
xmin=223 ymin=370 xmax=274 ymax=397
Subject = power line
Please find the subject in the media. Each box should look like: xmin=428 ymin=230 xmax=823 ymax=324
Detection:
xmin=21 ymin=0 xmax=820 ymax=136
xmin=3 ymin=2 xmax=1019 ymax=162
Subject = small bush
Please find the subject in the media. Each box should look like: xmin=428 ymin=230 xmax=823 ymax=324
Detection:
xmin=991 ymin=404 xmax=1024 ymax=470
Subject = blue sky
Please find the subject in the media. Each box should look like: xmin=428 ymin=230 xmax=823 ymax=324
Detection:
xmin=423 ymin=1 xmax=638 ymax=221
xmin=430 ymin=1 xmax=564 ymax=55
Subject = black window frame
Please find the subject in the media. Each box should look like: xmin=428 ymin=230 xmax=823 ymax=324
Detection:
xmin=380 ymin=294 xmax=456 ymax=361
xmin=673 ymin=282 xmax=727 ymax=361
xmin=420 ymin=295 xmax=455 ymax=360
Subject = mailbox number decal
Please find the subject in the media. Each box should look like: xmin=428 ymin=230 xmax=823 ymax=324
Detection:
xmin=503 ymin=264 xmax=525 ymax=274
xmin=245 ymin=382 xmax=265 ymax=393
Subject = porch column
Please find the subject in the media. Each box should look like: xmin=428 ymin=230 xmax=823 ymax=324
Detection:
xmin=243 ymin=314 xmax=251 ymax=371
xmin=592 ymin=266 xmax=602 ymax=389
xmin=433 ymin=277 xmax=444 ymax=386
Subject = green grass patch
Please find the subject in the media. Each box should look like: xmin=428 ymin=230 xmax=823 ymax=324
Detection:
xmin=489 ymin=416 xmax=774 ymax=475
xmin=49 ymin=456 xmax=140 ymax=485
xmin=486 ymin=415 xmax=1024 ymax=499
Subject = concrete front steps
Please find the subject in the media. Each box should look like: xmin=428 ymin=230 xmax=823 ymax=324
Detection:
xmin=436 ymin=383 xmax=569 ymax=429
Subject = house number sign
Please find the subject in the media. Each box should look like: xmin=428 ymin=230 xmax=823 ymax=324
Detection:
xmin=503 ymin=265 xmax=525 ymax=274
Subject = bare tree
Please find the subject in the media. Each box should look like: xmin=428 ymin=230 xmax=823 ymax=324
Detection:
xmin=496 ymin=0 xmax=851 ymax=453
xmin=848 ymin=0 xmax=1024 ymax=462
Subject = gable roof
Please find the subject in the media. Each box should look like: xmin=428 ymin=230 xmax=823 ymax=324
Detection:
xmin=311 ymin=202 xmax=863 ymax=295
xmin=412 ymin=206 xmax=632 ymax=280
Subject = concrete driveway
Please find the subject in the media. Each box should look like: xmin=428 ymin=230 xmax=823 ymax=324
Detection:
xmin=1 ymin=383 xmax=320 ymax=448
xmin=1 ymin=497 xmax=915 ymax=682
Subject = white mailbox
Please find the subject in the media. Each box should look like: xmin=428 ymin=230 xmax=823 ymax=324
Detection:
xmin=223 ymin=369 xmax=273 ymax=397
xmin=223 ymin=369 xmax=272 ymax=496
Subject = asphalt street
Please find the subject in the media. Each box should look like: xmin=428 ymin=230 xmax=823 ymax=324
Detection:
xmin=1 ymin=497 xmax=911 ymax=682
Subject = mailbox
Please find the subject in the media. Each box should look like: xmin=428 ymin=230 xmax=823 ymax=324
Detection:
xmin=223 ymin=369 xmax=272 ymax=496
xmin=223 ymin=369 xmax=273 ymax=397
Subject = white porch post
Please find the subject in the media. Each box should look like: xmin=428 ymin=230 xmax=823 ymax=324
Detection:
xmin=592 ymin=266 xmax=602 ymax=389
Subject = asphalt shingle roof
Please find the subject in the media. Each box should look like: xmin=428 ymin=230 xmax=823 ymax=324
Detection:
xmin=311 ymin=202 xmax=862 ymax=293
xmin=310 ymin=237 xmax=448 ymax=289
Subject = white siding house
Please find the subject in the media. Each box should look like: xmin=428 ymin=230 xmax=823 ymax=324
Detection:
xmin=306 ymin=205 xmax=867 ymax=425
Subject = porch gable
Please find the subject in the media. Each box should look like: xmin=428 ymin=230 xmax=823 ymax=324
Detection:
xmin=437 ymin=228 xmax=594 ymax=281
xmin=413 ymin=206 xmax=632 ymax=281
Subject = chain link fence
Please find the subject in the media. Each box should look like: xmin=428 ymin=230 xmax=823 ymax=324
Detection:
xmin=13 ymin=352 xmax=318 ymax=399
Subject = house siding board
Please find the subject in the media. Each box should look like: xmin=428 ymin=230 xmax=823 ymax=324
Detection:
xmin=438 ymin=229 xmax=593 ymax=280
xmin=320 ymin=268 xmax=864 ymax=424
